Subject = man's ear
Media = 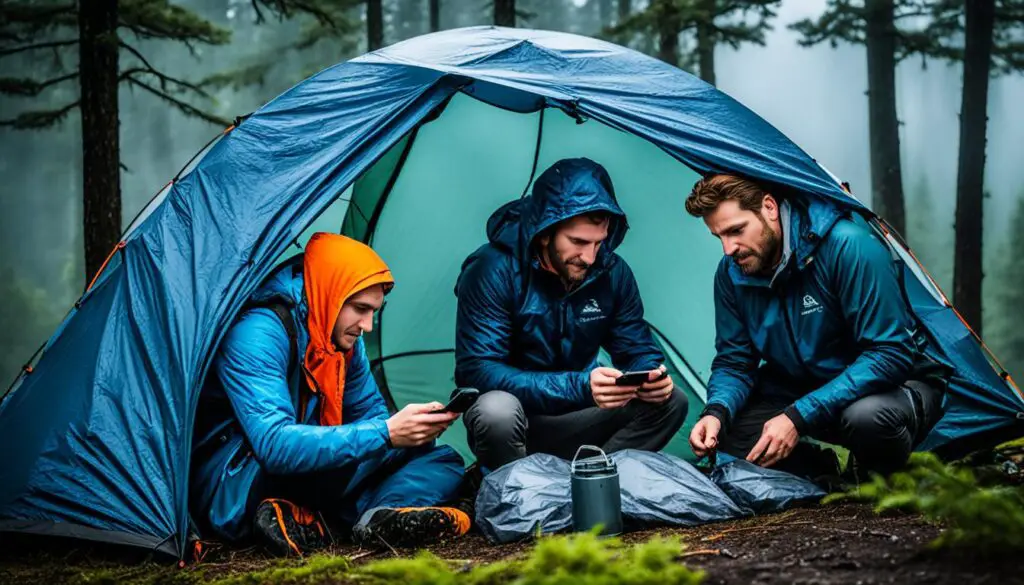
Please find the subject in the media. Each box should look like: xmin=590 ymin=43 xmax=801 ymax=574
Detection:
xmin=761 ymin=194 xmax=780 ymax=222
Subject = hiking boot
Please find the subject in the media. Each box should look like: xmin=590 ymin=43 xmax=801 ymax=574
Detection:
xmin=254 ymin=498 xmax=329 ymax=557
xmin=352 ymin=506 xmax=471 ymax=549
xmin=451 ymin=462 xmax=484 ymax=524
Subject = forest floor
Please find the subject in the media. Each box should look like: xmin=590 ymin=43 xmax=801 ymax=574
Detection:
xmin=2 ymin=502 xmax=1021 ymax=585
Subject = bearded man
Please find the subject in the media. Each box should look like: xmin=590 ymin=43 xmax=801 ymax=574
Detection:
xmin=684 ymin=174 xmax=945 ymax=477
xmin=453 ymin=158 xmax=688 ymax=471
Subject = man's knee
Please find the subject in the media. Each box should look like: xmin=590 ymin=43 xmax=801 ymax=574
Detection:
xmin=463 ymin=390 xmax=526 ymax=442
xmin=632 ymin=387 xmax=689 ymax=430
xmin=840 ymin=395 xmax=910 ymax=441
xmin=839 ymin=394 xmax=913 ymax=472
xmin=663 ymin=387 xmax=690 ymax=428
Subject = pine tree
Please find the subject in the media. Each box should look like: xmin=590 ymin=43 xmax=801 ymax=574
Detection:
xmin=495 ymin=0 xmax=516 ymax=26
xmin=790 ymin=0 xmax=940 ymax=239
xmin=606 ymin=0 xmax=779 ymax=84
xmin=921 ymin=0 xmax=1024 ymax=338
xmin=906 ymin=174 xmax=953 ymax=294
xmin=200 ymin=2 xmax=363 ymax=92
xmin=430 ymin=0 xmax=441 ymax=32
xmin=0 ymin=0 xmax=232 ymax=280
xmin=988 ymin=196 xmax=1024 ymax=380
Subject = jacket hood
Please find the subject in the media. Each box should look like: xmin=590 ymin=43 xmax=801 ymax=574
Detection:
xmin=485 ymin=158 xmax=628 ymax=264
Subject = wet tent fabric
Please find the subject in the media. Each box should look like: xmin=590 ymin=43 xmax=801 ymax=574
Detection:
xmin=0 ymin=26 xmax=1019 ymax=559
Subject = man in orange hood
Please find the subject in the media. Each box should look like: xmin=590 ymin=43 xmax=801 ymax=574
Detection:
xmin=191 ymin=233 xmax=470 ymax=556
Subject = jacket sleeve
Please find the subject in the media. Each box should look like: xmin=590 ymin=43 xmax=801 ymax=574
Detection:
xmin=602 ymin=261 xmax=665 ymax=372
xmin=788 ymin=224 xmax=916 ymax=432
xmin=342 ymin=338 xmax=391 ymax=423
xmin=216 ymin=310 xmax=390 ymax=475
xmin=705 ymin=262 xmax=760 ymax=427
xmin=454 ymin=251 xmax=592 ymax=415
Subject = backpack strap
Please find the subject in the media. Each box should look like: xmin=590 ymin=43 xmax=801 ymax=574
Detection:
xmin=264 ymin=302 xmax=298 ymax=381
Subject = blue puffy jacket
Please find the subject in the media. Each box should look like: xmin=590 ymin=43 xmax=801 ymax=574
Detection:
xmin=454 ymin=158 xmax=664 ymax=415
xmin=190 ymin=260 xmax=391 ymax=540
xmin=702 ymin=197 xmax=923 ymax=433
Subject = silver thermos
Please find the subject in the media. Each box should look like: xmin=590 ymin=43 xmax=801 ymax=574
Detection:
xmin=570 ymin=445 xmax=623 ymax=536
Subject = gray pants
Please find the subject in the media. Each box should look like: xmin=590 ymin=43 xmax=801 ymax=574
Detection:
xmin=463 ymin=388 xmax=689 ymax=470
xmin=718 ymin=380 xmax=945 ymax=476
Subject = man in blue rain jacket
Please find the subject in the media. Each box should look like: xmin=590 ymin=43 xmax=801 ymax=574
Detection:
xmin=455 ymin=158 xmax=689 ymax=471
xmin=685 ymin=175 xmax=946 ymax=477
xmin=190 ymin=234 xmax=469 ymax=556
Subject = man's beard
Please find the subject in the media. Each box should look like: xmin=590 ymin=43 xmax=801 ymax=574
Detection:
xmin=547 ymin=237 xmax=590 ymax=286
xmin=734 ymin=217 xmax=781 ymax=276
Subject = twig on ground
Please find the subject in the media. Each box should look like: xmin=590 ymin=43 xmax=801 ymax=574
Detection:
xmin=373 ymin=533 xmax=400 ymax=558
xmin=702 ymin=520 xmax=814 ymax=541
xmin=679 ymin=548 xmax=736 ymax=559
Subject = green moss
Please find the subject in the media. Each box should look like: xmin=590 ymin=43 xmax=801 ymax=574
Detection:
xmin=68 ymin=564 xmax=205 ymax=585
xmin=352 ymin=531 xmax=702 ymax=585
xmin=825 ymin=451 xmax=1024 ymax=554
xmin=208 ymin=554 xmax=350 ymax=585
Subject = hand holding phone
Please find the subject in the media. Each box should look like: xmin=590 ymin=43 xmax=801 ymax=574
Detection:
xmin=432 ymin=387 xmax=480 ymax=414
xmin=636 ymin=365 xmax=673 ymax=403
xmin=615 ymin=368 xmax=668 ymax=387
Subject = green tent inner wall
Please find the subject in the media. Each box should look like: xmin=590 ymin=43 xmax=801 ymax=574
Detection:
xmin=282 ymin=92 xmax=725 ymax=463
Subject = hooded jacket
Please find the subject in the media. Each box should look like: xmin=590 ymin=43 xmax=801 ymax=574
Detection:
xmin=702 ymin=197 xmax=923 ymax=433
xmin=190 ymin=238 xmax=393 ymax=540
xmin=454 ymin=158 xmax=664 ymax=415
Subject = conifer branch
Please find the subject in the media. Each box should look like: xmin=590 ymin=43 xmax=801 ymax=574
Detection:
xmin=0 ymin=72 xmax=78 ymax=96
xmin=0 ymin=39 xmax=78 ymax=58
xmin=125 ymin=76 xmax=229 ymax=126
xmin=0 ymin=100 xmax=80 ymax=129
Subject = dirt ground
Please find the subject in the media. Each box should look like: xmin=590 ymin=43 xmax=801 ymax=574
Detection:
xmin=2 ymin=503 xmax=1020 ymax=585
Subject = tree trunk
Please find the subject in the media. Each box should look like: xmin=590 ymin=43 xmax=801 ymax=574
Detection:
xmin=598 ymin=0 xmax=613 ymax=28
xmin=656 ymin=0 xmax=679 ymax=66
xmin=79 ymin=0 xmax=121 ymax=282
xmin=618 ymin=0 xmax=630 ymax=24
xmin=953 ymin=0 xmax=995 ymax=336
xmin=695 ymin=0 xmax=716 ymax=85
xmin=429 ymin=0 xmax=440 ymax=32
xmin=864 ymin=0 xmax=905 ymax=235
xmin=367 ymin=0 xmax=384 ymax=50
xmin=494 ymin=0 xmax=515 ymax=27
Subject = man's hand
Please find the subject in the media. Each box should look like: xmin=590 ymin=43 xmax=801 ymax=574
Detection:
xmin=386 ymin=403 xmax=459 ymax=448
xmin=746 ymin=413 xmax=800 ymax=467
xmin=636 ymin=365 xmax=673 ymax=404
xmin=689 ymin=415 xmax=722 ymax=458
xmin=590 ymin=367 xmax=638 ymax=409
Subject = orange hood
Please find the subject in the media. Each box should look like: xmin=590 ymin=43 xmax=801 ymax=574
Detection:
xmin=303 ymin=233 xmax=394 ymax=426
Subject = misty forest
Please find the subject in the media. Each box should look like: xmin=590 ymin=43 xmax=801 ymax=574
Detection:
xmin=2 ymin=1 xmax=1023 ymax=392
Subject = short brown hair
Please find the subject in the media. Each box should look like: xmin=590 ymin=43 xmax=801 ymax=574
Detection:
xmin=578 ymin=210 xmax=612 ymax=225
xmin=685 ymin=174 xmax=767 ymax=218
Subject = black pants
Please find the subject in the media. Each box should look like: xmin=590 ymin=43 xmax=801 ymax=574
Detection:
xmin=718 ymin=380 xmax=945 ymax=476
xmin=463 ymin=388 xmax=689 ymax=471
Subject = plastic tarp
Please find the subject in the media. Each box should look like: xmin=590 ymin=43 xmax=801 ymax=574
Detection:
xmin=475 ymin=450 xmax=749 ymax=544
xmin=710 ymin=459 xmax=826 ymax=515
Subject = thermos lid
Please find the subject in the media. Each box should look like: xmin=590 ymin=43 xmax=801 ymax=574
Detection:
xmin=571 ymin=445 xmax=617 ymax=477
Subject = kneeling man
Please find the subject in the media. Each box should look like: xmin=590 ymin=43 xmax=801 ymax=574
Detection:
xmin=685 ymin=175 xmax=945 ymax=477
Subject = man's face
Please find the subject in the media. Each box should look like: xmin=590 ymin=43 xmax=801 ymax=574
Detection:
xmin=332 ymin=284 xmax=385 ymax=351
xmin=704 ymin=197 xmax=782 ymax=276
xmin=540 ymin=215 xmax=610 ymax=285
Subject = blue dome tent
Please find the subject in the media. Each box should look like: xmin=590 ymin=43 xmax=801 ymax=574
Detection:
xmin=1 ymin=26 xmax=1020 ymax=560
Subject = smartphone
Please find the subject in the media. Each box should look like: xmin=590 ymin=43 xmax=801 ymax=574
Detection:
xmin=615 ymin=369 xmax=668 ymax=387
xmin=433 ymin=387 xmax=480 ymax=414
